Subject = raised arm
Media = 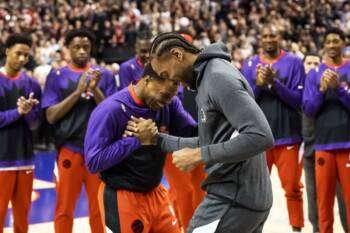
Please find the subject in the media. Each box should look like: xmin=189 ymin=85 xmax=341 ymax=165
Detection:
xmin=272 ymin=58 xmax=305 ymax=110
xmin=157 ymin=134 xmax=199 ymax=153
xmin=241 ymin=58 xmax=261 ymax=98
xmin=200 ymin=72 xmax=274 ymax=164
xmin=43 ymin=69 xmax=89 ymax=124
xmin=24 ymin=78 xmax=42 ymax=130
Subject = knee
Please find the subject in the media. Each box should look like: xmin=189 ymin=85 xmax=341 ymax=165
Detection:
xmin=55 ymin=212 xmax=74 ymax=220
xmin=55 ymin=203 xmax=75 ymax=216
xmin=89 ymin=209 xmax=102 ymax=218
xmin=283 ymin=182 xmax=303 ymax=198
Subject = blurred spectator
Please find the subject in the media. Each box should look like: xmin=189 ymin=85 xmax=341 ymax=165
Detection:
xmin=33 ymin=63 xmax=51 ymax=89
xmin=303 ymin=53 xmax=321 ymax=74
xmin=0 ymin=0 xmax=349 ymax=71
xmin=344 ymin=46 xmax=350 ymax=59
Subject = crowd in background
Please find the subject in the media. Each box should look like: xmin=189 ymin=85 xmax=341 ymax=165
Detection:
xmin=1 ymin=0 xmax=350 ymax=151
xmin=1 ymin=1 xmax=350 ymax=232
xmin=1 ymin=0 xmax=350 ymax=73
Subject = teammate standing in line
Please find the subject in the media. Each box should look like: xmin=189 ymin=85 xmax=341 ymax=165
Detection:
xmin=242 ymin=24 xmax=305 ymax=232
xmin=304 ymin=53 xmax=322 ymax=74
xmin=0 ymin=34 xmax=41 ymax=233
xmin=84 ymin=64 xmax=196 ymax=233
xmin=117 ymin=31 xmax=152 ymax=91
xmin=42 ymin=29 xmax=116 ymax=233
xmin=302 ymin=52 xmax=348 ymax=233
xmin=303 ymin=28 xmax=350 ymax=233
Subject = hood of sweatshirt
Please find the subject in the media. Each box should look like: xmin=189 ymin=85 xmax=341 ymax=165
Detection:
xmin=193 ymin=42 xmax=231 ymax=89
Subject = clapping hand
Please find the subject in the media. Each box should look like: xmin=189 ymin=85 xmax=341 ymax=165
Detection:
xmin=17 ymin=92 xmax=39 ymax=115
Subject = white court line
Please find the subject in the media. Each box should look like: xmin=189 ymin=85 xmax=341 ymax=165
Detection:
xmin=33 ymin=179 xmax=55 ymax=190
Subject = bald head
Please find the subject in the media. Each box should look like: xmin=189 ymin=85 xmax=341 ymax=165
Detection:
xmin=260 ymin=24 xmax=281 ymax=55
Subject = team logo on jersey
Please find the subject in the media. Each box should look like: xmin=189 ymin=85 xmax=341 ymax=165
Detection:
xmin=169 ymin=205 xmax=175 ymax=216
xmin=317 ymin=157 xmax=325 ymax=166
xmin=62 ymin=159 xmax=71 ymax=168
xmin=168 ymin=205 xmax=177 ymax=226
xmin=248 ymin=60 xmax=252 ymax=67
xmin=172 ymin=218 xmax=177 ymax=226
xmin=131 ymin=219 xmax=144 ymax=233
xmin=121 ymin=103 xmax=127 ymax=113
xmin=199 ymin=108 xmax=207 ymax=123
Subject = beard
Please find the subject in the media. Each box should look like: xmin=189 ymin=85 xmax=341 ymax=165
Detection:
xmin=179 ymin=64 xmax=196 ymax=90
xmin=73 ymin=56 xmax=89 ymax=67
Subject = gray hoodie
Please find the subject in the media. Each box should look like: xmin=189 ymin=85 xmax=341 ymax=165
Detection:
xmin=158 ymin=42 xmax=274 ymax=211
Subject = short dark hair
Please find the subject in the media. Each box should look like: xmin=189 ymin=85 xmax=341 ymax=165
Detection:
xmin=142 ymin=63 xmax=162 ymax=80
xmin=5 ymin=33 xmax=32 ymax=49
xmin=136 ymin=29 xmax=152 ymax=43
xmin=325 ymin=28 xmax=346 ymax=41
xmin=303 ymin=52 xmax=321 ymax=62
xmin=150 ymin=32 xmax=201 ymax=57
xmin=65 ymin=29 xmax=96 ymax=46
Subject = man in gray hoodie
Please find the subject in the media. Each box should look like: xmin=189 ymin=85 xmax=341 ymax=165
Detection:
xmin=125 ymin=32 xmax=275 ymax=233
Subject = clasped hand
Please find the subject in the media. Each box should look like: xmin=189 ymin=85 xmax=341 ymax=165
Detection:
xmin=123 ymin=116 xmax=158 ymax=145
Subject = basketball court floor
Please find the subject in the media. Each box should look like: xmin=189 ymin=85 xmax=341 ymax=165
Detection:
xmin=4 ymin=151 xmax=343 ymax=233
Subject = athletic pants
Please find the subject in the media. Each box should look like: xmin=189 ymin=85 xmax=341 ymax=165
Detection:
xmin=266 ymin=144 xmax=304 ymax=228
xmin=54 ymin=147 xmax=103 ymax=233
xmin=98 ymin=183 xmax=181 ymax=233
xmin=303 ymin=154 xmax=347 ymax=232
xmin=315 ymin=149 xmax=350 ymax=233
xmin=164 ymin=153 xmax=206 ymax=231
xmin=0 ymin=170 xmax=33 ymax=233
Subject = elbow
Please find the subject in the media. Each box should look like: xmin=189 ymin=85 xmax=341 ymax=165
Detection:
xmin=265 ymin=132 xmax=275 ymax=149
xmin=47 ymin=118 xmax=56 ymax=125
xmin=84 ymin=150 xmax=101 ymax=174
xmin=45 ymin=111 xmax=56 ymax=124
xmin=86 ymin=158 xmax=100 ymax=174
xmin=29 ymin=122 xmax=40 ymax=131
xmin=262 ymin=128 xmax=274 ymax=150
